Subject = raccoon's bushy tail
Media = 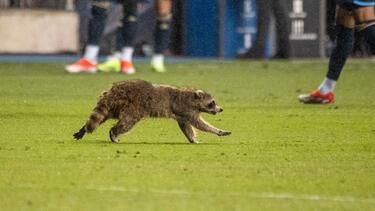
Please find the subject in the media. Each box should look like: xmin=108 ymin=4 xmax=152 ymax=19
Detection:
xmin=74 ymin=126 xmax=86 ymax=140
xmin=73 ymin=103 xmax=109 ymax=140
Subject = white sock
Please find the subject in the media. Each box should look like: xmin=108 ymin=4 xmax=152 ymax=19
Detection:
xmin=152 ymin=54 xmax=164 ymax=64
xmin=318 ymin=77 xmax=336 ymax=94
xmin=107 ymin=51 xmax=121 ymax=60
xmin=121 ymin=47 xmax=134 ymax=62
xmin=83 ymin=45 xmax=99 ymax=63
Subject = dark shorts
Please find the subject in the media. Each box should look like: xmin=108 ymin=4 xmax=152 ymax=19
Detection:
xmin=337 ymin=0 xmax=375 ymax=10
xmin=92 ymin=0 xmax=146 ymax=3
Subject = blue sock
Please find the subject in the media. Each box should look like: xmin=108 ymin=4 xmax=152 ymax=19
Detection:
xmin=115 ymin=27 xmax=124 ymax=52
xmin=154 ymin=15 xmax=172 ymax=54
xmin=87 ymin=5 xmax=108 ymax=45
xmin=121 ymin=1 xmax=138 ymax=47
xmin=326 ymin=25 xmax=354 ymax=81
xmin=361 ymin=24 xmax=375 ymax=53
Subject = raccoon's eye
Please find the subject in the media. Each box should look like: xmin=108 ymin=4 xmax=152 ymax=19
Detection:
xmin=207 ymin=101 xmax=215 ymax=108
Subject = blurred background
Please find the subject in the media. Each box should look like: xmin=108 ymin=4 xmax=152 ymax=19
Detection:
xmin=0 ymin=0 xmax=373 ymax=59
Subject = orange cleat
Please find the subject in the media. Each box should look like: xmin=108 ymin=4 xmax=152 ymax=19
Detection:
xmin=298 ymin=90 xmax=334 ymax=104
xmin=120 ymin=60 xmax=136 ymax=75
xmin=65 ymin=58 xmax=97 ymax=73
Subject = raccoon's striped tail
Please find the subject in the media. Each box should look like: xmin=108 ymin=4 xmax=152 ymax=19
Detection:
xmin=74 ymin=126 xmax=86 ymax=140
xmin=73 ymin=104 xmax=109 ymax=140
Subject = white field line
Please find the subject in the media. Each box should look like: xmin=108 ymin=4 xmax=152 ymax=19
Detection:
xmin=89 ymin=186 xmax=375 ymax=204
xmin=4 ymin=184 xmax=375 ymax=204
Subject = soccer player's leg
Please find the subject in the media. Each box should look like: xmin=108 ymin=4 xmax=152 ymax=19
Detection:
xmin=299 ymin=6 xmax=355 ymax=104
xmin=98 ymin=5 xmax=124 ymax=73
xmin=151 ymin=0 xmax=172 ymax=73
xmin=119 ymin=0 xmax=138 ymax=74
xmin=66 ymin=0 xmax=110 ymax=73
xmin=354 ymin=6 xmax=375 ymax=52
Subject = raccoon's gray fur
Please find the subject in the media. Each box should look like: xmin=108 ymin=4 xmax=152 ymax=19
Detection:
xmin=74 ymin=80 xmax=231 ymax=143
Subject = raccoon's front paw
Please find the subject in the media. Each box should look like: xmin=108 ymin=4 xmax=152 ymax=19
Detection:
xmin=187 ymin=138 xmax=200 ymax=144
xmin=109 ymin=129 xmax=119 ymax=143
xmin=218 ymin=130 xmax=231 ymax=136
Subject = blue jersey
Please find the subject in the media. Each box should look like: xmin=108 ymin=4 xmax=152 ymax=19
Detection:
xmin=338 ymin=0 xmax=375 ymax=7
xmin=353 ymin=0 xmax=375 ymax=6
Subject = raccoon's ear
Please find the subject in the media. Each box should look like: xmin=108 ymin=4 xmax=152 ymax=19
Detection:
xmin=194 ymin=90 xmax=204 ymax=99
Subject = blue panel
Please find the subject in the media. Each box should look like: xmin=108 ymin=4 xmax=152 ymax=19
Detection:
xmin=183 ymin=0 xmax=260 ymax=58
xmin=223 ymin=1 xmax=238 ymax=58
xmin=183 ymin=1 xmax=219 ymax=57
xmin=223 ymin=0 xmax=257 ymax=58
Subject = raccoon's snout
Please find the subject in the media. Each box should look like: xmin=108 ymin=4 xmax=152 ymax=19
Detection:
xmin=216 ymin=106 xmax=223 ymax=113
xmin=210 ymin=107 xmax=223 ymax=115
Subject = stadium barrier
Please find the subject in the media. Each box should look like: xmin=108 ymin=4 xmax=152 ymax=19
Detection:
xmin=184 ymin=0 xmax=326 ymax=58
xmin=287 ymin=0 xmax=326 ymax=58
xmin=183 ymin=0 xmax=257 ymax=58
xmin=0 ymin=9 xmax=78 ymax=54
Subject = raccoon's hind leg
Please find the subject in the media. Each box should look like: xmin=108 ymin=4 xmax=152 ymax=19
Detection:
xmin=109 ymin=117 xmax=139 ymax=143
xmin=177 ymin=119 xmax=198 ymax=143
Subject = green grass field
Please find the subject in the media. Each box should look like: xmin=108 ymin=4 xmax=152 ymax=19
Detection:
xmin=0 ymin=60 xmax=374 ymax=210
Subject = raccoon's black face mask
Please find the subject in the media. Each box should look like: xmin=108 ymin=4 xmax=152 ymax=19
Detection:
xmin=194 ymin=90 xmax=223 ymax=115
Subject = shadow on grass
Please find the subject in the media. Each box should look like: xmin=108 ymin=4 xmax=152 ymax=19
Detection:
xmin=73 ymin=140 xmax=220 ymax=145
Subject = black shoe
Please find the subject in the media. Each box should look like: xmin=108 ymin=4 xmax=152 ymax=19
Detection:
xmin=272 ymin=52 xmax=289 ymax=59
xmin=236 ymin=50 xmax=264 ymax=59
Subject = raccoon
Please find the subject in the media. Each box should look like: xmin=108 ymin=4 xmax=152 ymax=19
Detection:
xmin=73 ymin=80 xmax=231 ymax=143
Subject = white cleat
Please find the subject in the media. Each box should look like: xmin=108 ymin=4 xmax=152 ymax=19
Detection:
xmin=65 ymin=58 xmax=97 ymax=73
